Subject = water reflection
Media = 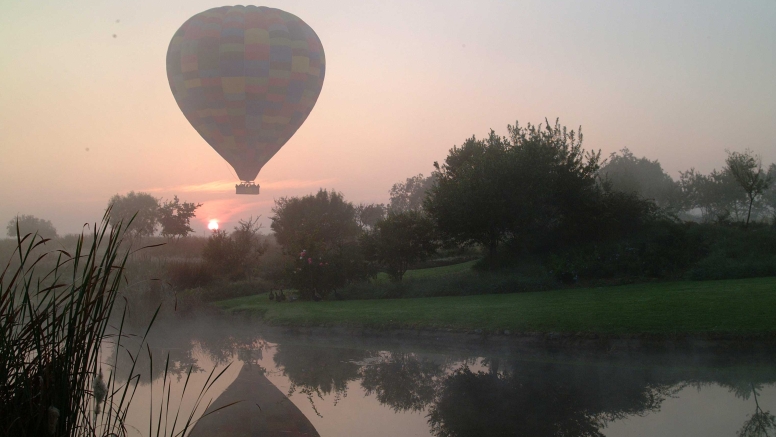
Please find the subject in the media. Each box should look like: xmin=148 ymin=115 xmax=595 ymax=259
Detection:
xmin=738 ymin=385 xmax=776 ymax=437
xmin=427 ymin=360 xmax=674 ymax=437
xmin=273 ymin=343 xmax=369 ymax=413
xmin=111 ymin=321 xmax=776 ymax=437
xmin=360 ymin=352 xmax=445 ymax=413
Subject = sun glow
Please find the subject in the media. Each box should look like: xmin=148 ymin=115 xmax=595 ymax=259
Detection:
xmin=207 ymin=219 xmax=219 ymax=231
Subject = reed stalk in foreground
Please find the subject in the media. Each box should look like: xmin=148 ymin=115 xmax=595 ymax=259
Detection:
xmin=0 ymin=211 xmax=233 ymax=437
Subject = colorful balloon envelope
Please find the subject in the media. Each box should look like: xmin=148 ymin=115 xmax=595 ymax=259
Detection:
xmin=166 ymin=6 xmax=325 ymax=194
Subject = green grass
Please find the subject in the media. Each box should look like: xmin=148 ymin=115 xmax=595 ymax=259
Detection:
xmin=372 ymin=259 xmax=476 ymax=283
xmin=216 ymin=277 xmax=776 ymax=335
xmin=405 ymin=260 xmax=477 ymax=279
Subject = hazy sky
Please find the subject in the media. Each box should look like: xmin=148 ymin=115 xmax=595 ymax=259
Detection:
xmin=1 ymin=0 xmax=774 ymax=234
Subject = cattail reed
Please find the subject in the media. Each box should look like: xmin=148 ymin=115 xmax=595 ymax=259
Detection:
xmin=1 ymin=210 xmax=234 ymax=437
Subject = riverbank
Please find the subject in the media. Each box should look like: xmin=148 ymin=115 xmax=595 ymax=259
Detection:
xmin=216 ymin=276 xmax=776 ymax=336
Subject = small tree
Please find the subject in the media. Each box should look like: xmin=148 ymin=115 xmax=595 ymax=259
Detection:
xmin=362 ymin=210 xmax=438 ymax=281
xmin=230 ymin=216 xmax=267 ymax=279
xmin=107 ymin=191 xmax=160 ymax=239
xmin=158 ymin=196 xmax=202 ymax=239
xmin=5 ymin=215 xmax=58 ymax=239
xmin=725 ymin=150 xmax=772 ymax=228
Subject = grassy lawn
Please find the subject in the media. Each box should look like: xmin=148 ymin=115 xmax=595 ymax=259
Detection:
xmin=372 ymin=259 xmax=476 ymax=283
xmin=216 ymin=277 xmax=776 ymax=335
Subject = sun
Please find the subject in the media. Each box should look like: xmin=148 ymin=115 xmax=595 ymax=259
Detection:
xmin=207 ymin=219 xmax=219 ymax=231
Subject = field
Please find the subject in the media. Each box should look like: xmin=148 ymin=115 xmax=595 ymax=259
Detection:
xmin=217 ymin=276 xmax=776 ymax=335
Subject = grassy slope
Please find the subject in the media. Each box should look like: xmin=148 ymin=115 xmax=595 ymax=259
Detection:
xmin=217 ymin=276 xmax=776 ymax=335
xmin=371 ymin=260 xmax=476 ymax=283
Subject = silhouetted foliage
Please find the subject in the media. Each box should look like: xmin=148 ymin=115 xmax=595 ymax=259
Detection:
xmin=273 ymin=343 xmax=370 ymax=407
xmin=356 ymin=203 xmax=386 ymax=229
xmin=738 ymin=384 xmax=776 ymax=437
xmin=360 ymin=352 xmax=443 ymax=412
xmin=428 ymin=360 xmax=674 ymax=437
xmin=107 ymin=191 xmax=160 ymax=239
xmin=362 ymin=210 xmax=438 ymax=281
xmin=202 ymin=217 xmax=267 ymax=280
xmin=159 ymin=195 xmax=202 ymax=239
xmin=725 ymin=150 xmax=773 ymax=228
xmin=601 ymin=148 xmax=682 ymax=211
xmin=426 ymin=119 xmax=660 ymax=261
xmin=389 ymin=173 xmax=437 ymax=212
xmin=425 ymin=131 xmax=515 ymax=258
xmin=271 ymin=190 xmax=372 ymax=299
xmin=165 ymin=260 xmax=214 ymax=290
xmin=765 ymin=164 xmax=776 ymax=221
xmin=5 ymin=214 xmax=58 ymax=239
xmin=272 ymin=190 xmax=360 ymax=256
xmin=680 ymin=168 xmax=740 ymax=221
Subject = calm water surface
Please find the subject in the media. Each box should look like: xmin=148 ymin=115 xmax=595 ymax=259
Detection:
xmin=112 ymin=319 xmax=776 ymax=437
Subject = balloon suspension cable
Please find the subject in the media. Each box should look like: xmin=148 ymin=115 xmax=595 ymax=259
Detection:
xmin=236 ymin=181 xmax=260 ymax=195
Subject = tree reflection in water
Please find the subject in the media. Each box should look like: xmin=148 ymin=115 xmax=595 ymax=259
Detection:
xmin=109 ymin=322 xmax=776 ymax=436
xmin=360 ymin=352 xmax=446 ymax=412
xmin=738 ymin=384 xmax=776 ymax=437
xmin=427 ymin=360 xmax=674 ymax=437
xmin=273 ymin=343 xmax=373 ymax=416
xmin=270 ymin=346 xmax=776 ymax=437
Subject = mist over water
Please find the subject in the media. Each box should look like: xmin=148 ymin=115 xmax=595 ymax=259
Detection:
xmin=112 ymin=317 xmax=776 ymax=437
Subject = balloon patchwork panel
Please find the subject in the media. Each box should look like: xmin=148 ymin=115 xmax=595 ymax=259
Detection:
xmin=167 ymin=6 xmax=325 ymax=181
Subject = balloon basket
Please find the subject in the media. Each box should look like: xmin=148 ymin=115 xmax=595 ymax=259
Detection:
xmin=236 ymin=182 xmax=260 ymax=195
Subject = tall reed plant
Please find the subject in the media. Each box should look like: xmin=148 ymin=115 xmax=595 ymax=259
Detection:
xmin=0 ymin=212 xmax=232 ymax=437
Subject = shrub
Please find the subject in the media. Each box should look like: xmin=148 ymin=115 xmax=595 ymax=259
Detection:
xmin=202 ymin=217 xmax=267 ymax=281
xmin=340 ymin=264 xmax=558 ymax=300
xmin=166 ymin=259 xmax=215 ymax=290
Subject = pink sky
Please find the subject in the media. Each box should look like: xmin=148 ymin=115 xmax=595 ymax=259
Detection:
xmin=1 ymin=0 xmax=774 ymax=234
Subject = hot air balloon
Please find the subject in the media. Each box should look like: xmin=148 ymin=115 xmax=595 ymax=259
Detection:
xmin=166 ymin=6 xmax=326 ymax=195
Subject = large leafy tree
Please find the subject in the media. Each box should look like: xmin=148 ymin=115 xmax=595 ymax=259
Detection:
xmin=158 ymin=196 xmax=202 ymax=239
xmin=426 ymin=119 xmax=606 ymax=257
xmin=271 ymin=189 xmax=370 ymax=299
xmin=362 ymin=210 xmax=438 ymax=281
xmin=425 ymin=131 xmax=513 ymax=257
xmin=106 ymin=191 xmax=160 ymax=239
xmin=5 ymin=215 xmax=58 ymax=239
